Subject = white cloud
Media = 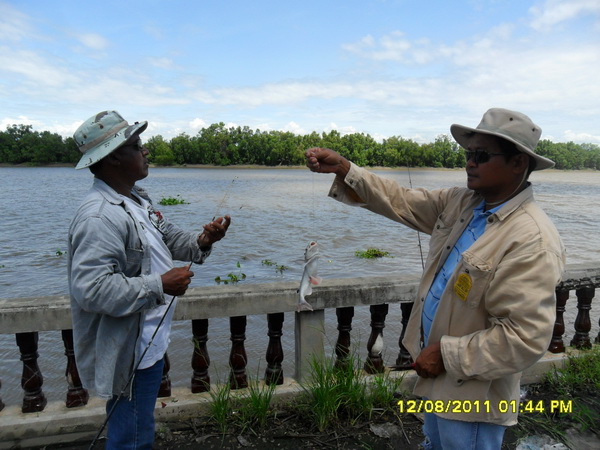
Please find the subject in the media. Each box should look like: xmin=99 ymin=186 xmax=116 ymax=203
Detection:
xmin=342 ymin=31 xmax=434 ymax=64
xmin=529 ymin=0 xmax=600 ymax=30
xmin=149 ymin=57 xmax=177 ymax=70
xmin=282 ymin=121 xmax=305 ymax=134
xmin=0 ymin=3 xmax=32 ymax=42
xmin=0 ymin=47 xmax=78 ymax=87
xmin=0 ymin=115 xmax=37 ymax=129
xmin=189 ymin=118 xmax=208 ymax=131
xmin=325 ymin=122 xmax=358 ymax=136
xmin=46 ymin=120 xmax=82 ymax=137
xmin=77 ymin=33 xmax=109 ymax=50
xmin=564 ymin=130 xmax=600 ymax=143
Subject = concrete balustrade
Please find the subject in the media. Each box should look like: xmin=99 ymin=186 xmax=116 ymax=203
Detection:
xmin=0 ymin=266 xmax=598 ymax=448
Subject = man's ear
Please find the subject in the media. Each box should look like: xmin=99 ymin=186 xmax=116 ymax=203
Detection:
xmin=512 ymin=153 xmax=529 ymax=173
xmin=105 ymin=151 xmax=121 ymax=166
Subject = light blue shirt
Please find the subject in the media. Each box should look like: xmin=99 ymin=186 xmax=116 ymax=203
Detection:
xmin=421 ymin=201 xmax=503 ymax=346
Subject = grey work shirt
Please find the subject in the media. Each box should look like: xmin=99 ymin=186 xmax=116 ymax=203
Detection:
xmin=68 ymin=178 xmax=210 ymax=398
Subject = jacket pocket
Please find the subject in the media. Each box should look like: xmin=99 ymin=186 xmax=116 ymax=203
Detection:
xmin=451 ymin=252 xmax=493 ymax=309
xmin=125 ymin=247 xmax=143 ymax=277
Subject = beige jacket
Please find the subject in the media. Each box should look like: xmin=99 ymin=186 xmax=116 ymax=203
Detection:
xmin=330 ymin=164 xmax=565 ymax=425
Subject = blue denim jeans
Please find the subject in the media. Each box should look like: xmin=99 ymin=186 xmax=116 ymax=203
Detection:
xmin=105 ymin=358 xmax=164 ymax=450
xmin=422 ymin=412 xmax=506 ymax=450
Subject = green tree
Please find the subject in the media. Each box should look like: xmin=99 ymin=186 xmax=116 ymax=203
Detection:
xmin=2 ymin=124 xmax=35 ymax=163
xmin=146 ymin=135 xmax=175 ymax=166
xmin=171 ymin=133 xmax=193 ymax=165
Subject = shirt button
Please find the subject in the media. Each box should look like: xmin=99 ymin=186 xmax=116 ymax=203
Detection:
xmin=446 ymin=245 xmax=451 ymax=250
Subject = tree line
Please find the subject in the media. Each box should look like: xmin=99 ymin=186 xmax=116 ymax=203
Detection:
xmin=1 ymin=123 xmax=599 ymax=170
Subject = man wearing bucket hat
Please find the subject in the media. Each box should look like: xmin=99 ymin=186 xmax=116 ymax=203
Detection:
xmin=68 ymin=111 xmax=231 ymax=449
xmin=305 ymin=108 xmax=565 ymax=449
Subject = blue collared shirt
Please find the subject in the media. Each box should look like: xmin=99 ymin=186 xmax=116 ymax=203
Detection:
xmin=421 ymin=201 xmax=503 ymax=346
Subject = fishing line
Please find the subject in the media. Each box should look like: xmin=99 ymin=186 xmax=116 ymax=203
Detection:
xmin=406 ymin=164 xmax=425 ymax=270
xmin=311 ymin=171 xmax=317 ymax=227
xmin=212 ymin=176 xmax=238 ymax=220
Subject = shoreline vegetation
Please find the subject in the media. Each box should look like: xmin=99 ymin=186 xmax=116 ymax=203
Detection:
xmin=1 ymin=122 xmax=599 ymax=170
xmin=1 ymin=163 xmax=597 ymax=173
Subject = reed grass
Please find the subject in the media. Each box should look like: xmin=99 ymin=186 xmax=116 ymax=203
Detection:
xmin=208 ymin=381 xmax=232 ymax=434
xmin=297 ymin=351 xmax=406 ymax=432
xmin=235 ymin=379 xmax=277 ymax=432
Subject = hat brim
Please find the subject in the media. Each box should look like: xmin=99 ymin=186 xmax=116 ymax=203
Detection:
xmin=75 ymin=121 xmax=148 ymax=169
xmin=450 ymin=124 xmax=554 ymax=171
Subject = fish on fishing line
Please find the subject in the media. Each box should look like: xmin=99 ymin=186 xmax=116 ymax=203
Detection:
xmin=297 ymin=240 xmax=322 ymax=312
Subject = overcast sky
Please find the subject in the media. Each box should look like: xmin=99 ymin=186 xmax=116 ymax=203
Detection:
xmin=1 ymin=0 xmax=599 ymax=144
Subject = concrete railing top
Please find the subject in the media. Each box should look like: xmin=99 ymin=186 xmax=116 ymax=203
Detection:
xmin=1 ymin=264 xmax=599 ymax=335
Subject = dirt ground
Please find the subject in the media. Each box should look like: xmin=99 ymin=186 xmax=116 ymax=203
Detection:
xmin=38 ymin=409 xmax=527 ymax=450
xmin=42 ymin=411 xmax=423 ymax=449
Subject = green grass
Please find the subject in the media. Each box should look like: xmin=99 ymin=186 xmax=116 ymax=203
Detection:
xmin=514 ymin=345 xmax=600 ymax=445
xmin=235 ymin=380 xmax=277 ymax=432
xmin=208 ymin=382 xmax=232 ymax=434
xmin=544 ymin=345 xmax=600 ymax=394
xmin=297 ymin=352 xmax=406 ymax=432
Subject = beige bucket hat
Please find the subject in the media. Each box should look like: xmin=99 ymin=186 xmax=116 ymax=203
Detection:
xmin=73 ymin=111 xmax=148 ymax=169
xmin=450 ymin=108 xmax=554 ymax=170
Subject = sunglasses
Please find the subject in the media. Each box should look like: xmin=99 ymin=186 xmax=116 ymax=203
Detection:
xmin=464 ymin=150 xmax=505 ymax=164
xmin=122 ymin=140 xmax=144 ymax=152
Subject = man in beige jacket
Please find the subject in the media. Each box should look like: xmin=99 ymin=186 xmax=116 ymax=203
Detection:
xmin=305 ymin=108 xmax=565 ymax=449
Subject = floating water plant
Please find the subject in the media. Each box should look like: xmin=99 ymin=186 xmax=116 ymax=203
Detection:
xmin=262 ymin=259 xmax=289 ymax=274
xmin=215 ymin=261 xmax=246 ymax=284
xmin=158 ymin=195 xmax=189 ymax=206
xmin=355 ymin=248 xmax=391 ymax=259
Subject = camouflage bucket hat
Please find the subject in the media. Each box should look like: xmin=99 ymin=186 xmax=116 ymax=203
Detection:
xmin=73 ymin=110 xmax=148 ymax=170
xmin=450 ymin=108 xmax=554 ymax=171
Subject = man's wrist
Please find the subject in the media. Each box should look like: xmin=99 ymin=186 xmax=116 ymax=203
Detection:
xmin=336 ymin=157 xmax=351 ymax=179
xmin=197 ymin=235 xmax=212 ymax=252
xmin=198 ymin=241 xmax=212 ymax=252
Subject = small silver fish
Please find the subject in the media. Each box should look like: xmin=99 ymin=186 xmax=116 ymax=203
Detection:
xmin=297 ymin=241 xmax=322 ymax=312
xmin=370 ymin=333 xmax=384 ymax=356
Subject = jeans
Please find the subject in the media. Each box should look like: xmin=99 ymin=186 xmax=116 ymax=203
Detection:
xmin=105 ymin=358 xmax=164 ymax=450
xmin=422 ymin=412 xmax=506 ymax=450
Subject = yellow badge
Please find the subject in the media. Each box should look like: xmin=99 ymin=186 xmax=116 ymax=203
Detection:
xmin=454 ymin=273 xmax=472 ymax=301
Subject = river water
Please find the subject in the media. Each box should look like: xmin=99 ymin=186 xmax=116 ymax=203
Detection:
xmin=0 ymin=166 xmax=598 ymax=406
